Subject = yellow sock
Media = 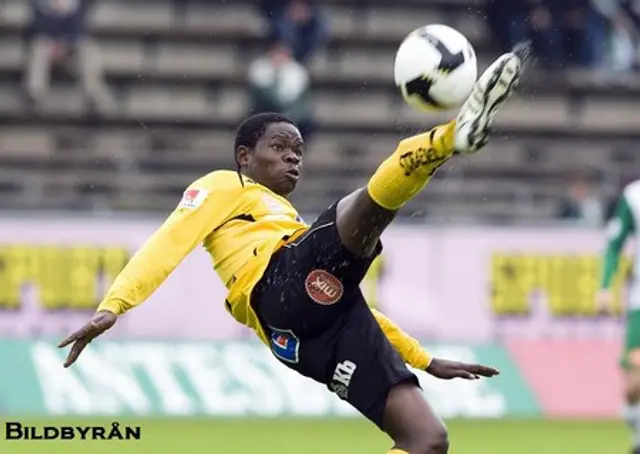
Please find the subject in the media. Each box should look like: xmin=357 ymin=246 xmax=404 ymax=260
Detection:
xmin=388 ymin=450 xmax=409 ymax=454
xmin=367 ymin=121 xmax=456 ymax=210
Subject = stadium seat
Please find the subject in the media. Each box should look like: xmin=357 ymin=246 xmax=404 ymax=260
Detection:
xmin=0 ymin=0 xmax=29 ymax=25
xmin=154 ymin=44 xmax=238 ymax=77
xmin=580 ymin=99 xmax=640 ymax=131
xmin=451 ymin=14 xmax=491 ymax=44
xmin=337 ymin=49 xmax=395 ymax=79
xmin=313 ymin=93 xmax=395 ymax=127
xmin=182 ymin=3 xmax=263 ymax=34
xmin=493 ymin=96 xmax=572 ymax=129
xmin=362 ymin=8 xmax=446 ymax=38
xmin=100 ymin=41 xmax=146 ymax=73
xmin=90 ymin=0 xmax=173 ymax=29
xmin=0 ymin=88 xmax=23 ymax=114
xmin=41 ymin=88 xmax=87 ymax=115
xmin=0 ymin=38 xmax=24 ymax=70
xmin=214 ymin=89 xmax=249 ymax=121
xmin=124 ymin=87 xmax=212 ymax=119
xmin=0 ymin=129 xmax=53 ymax=157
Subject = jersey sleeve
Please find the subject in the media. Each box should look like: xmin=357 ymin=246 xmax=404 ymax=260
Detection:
xmin=370 ymin=308 xmax=432 ymax=370
xmin=97 ymin=183 xmax=233 ymax=315
xmin=600 ymin=194 xmax=635 ymax=289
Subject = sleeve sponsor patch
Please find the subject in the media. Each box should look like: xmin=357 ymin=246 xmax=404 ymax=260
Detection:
xmin=262 ymin=195 xmax=286 ymax=214
xmin=178 ymin=188 xmax=209 ymax=210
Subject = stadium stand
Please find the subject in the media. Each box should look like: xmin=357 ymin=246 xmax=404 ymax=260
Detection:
xmin=0 ymin=0 xmax=636 ymax=222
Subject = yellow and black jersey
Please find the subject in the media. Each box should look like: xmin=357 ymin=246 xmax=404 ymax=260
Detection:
xmin=98 ymin=170 xmax=308 ymax=343
xmin=97 ymin=169 xmax=432 ymax=368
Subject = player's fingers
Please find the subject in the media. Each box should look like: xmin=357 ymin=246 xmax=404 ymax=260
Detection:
xmin=59 ymin=319 xmax=104 ymax=349
xmin=57 ymin=331 xmax=81 ymax=348
xmin=58 ymin=328 xmax=91 ymax=348
xmin=467 ymin=364 xmax=500 ymax=376
xmin=63 ymin=339 xmax=90 ymax=368
xmin=456 ymin=370 xmax=478 ymax=380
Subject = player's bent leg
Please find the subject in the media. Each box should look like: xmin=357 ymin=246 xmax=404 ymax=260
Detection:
xmin=337 ymin=121 xmax=457 ymax=257
xmin=335 ymin=188 xmax=397 ymax=257
xmin=336 ymin=42 xmax=530 ymax=258
xmin=382 ymin=381 xmax=449 ymax=454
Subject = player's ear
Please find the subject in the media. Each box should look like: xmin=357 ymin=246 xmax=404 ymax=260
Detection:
xmin=236 ymin=146 xmax=251 ymax=167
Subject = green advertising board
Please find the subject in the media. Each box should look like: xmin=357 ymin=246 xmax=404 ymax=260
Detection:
xmin=0 ymin=340 xmax=539 ymax=417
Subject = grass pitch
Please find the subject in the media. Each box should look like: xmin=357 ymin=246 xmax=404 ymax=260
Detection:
xmin=1 ymin=418 xmax=628 ymax=454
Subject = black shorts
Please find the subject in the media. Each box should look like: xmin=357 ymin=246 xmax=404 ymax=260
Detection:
xmin=251 ymin=203 xmax=419 ymax=429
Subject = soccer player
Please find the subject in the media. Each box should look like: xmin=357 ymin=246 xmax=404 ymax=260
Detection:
xmin=597 ymin=179 xmax=640 ymax=454
xmin=59 ymin=45 xmax=529 ymax=454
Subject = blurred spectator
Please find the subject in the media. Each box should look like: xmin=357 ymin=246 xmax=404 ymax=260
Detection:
xmin=487 ymin=0 xmax=531 ymax=53
xmin=592 ymin=0 xmax=640 ymax=71
xmin=487 ymin=0 xmax=606 ymax=69
xmin=259 ymin=0 xmax=329 ymax=65
xmin=556 ymin=174 xmax=605 ymax=226
xmin=25 ymin=0 xmax=112 ymax=111
xmin=248 ymin=42 xmax=315 ymax=140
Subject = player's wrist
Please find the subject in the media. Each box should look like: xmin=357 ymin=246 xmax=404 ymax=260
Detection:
xmin=96 ymin=300 xmax=123 ymax=316
xmin=97 ymin=308 xmax=117 ymax=316
xmin=423 ymin=355 xmax=434 ymax=371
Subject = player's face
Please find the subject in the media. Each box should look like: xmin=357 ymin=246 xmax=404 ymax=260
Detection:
xmin=246 ymin=122 xmax=304 ymax=196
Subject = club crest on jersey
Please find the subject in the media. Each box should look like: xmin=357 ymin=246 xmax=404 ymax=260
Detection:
xmin=269 ymin=328 xmax=300 ymax=364
xmin=305 ymin=269 xmax=343 ymax=305
xmin=178 ymin=188 xmax=208 ymax=210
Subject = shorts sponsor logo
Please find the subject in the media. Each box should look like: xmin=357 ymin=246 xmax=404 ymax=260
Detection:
xmin=269 ymin=328 xmax=300 ymax=364
xmin=329 ymin=360 xmax=357 ymax=400
xmin=305 ymin=270 xmax=343 ymax=305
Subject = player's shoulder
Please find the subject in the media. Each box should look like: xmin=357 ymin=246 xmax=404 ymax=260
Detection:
xmin=623 ymin=179 xmax=640 ymax=201
xmin=176 ymin=171 xmax=243 ymax=210
xmin=189 ymin=170 xmax=244 ymax=191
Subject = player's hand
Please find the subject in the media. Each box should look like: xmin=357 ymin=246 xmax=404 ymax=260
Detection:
xmin=595 ymin=289 xmax=614 ymax=314
xmin=426 ymin=358 xmax=500 ymax=380
xmin=57 ymin=310 xmax=117 ymax=368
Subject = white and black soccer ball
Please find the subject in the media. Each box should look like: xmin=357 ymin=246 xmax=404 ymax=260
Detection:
xmin=394 ymin=24 xmax=477 ymax=112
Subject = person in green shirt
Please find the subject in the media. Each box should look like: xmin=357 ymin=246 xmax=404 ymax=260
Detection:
xmin=598 ymin=180 xmax=639 ymax=454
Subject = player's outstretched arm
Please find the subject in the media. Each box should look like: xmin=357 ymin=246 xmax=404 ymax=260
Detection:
xmin=371 ymin=308 xmax=499 ymax=380
xmin=58 ymin=185 xmax=231 ymax=368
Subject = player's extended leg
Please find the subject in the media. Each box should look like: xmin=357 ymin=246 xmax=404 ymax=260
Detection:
xmin=624 ymin=368 xmax=640 ymax=454
xmin=336 ymin=43 xmax=530 ymax=257
xmin=382 ymin=382 xmax=449 ymax=454
xmin=622 ymin=312 xmax=640 ymax=454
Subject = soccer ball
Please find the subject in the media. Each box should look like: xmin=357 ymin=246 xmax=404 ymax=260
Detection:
xmin=394 ymin=24 xmax=477 ymax=112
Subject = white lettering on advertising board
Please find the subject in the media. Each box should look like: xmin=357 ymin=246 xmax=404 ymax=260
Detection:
xmin=30 ymin=341 xmax=505 ymax=418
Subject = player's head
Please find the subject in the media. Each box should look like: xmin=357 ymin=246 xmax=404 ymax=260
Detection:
xmin=234 ymin=112 xmax=304 ymax=197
